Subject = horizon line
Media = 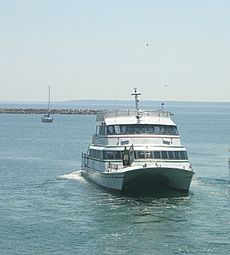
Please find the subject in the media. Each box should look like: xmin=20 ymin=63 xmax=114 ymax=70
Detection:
xmin=0 ymin=99 xmax=229 ymax=104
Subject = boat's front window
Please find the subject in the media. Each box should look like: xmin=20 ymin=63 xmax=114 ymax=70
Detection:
xmin=99 ymin=125 xmax=106 ymax=135
xmin=153 ymin=151 xmax=161 ymax=159
xmin=103 ymin=151 xmax=122 ymax=160
xmin=145 ymin=151 xmax=153 ymax=158
xmin=137 ymin=151 xmax=145 ymax=159
xmin=135 ymin=150 xmax=188 ymax=160
xmin=107 ymin=124 xmax=178 ymax=135
xmin=161 ymin=151 xmax=168 ymax=159
xmin=180 ymin=151 xmax=187 ymax=160
xmin=168 ymin=151 xmax=174 ymax=159
xmin=89 ymin=149 xmax=188 ymax=161
xmin=174 ymin=151 xmax=180 ymax=159
xmin=107 ymin=125 xmax=114 ymax=134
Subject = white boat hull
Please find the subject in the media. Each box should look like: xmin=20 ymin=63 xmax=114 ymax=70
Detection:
xmin=81 ymin=165 xmax=194 ymax=193
xmin=41 ymin=117 xmax=53 ymax=123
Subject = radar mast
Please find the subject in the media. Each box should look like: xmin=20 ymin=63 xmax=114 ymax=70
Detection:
xmin=131 ymin=88 xmax=142 ymax=111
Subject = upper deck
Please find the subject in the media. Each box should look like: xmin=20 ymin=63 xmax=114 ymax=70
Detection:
xmin=96 ymin=109 xmax=176 ymax=126
xmin=91 ymin=89 xmax=182 ymax=147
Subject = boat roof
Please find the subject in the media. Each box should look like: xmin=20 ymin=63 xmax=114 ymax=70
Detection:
xmin=96 ymin=109 xmax=176 ymax=126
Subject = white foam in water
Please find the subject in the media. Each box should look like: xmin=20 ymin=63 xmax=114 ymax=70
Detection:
xmin=59 ymin=170 xmax=85 ymax=181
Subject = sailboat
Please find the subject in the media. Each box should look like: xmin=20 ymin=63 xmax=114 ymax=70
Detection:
xmin=41 ymin=86 xmax=53 ymax=123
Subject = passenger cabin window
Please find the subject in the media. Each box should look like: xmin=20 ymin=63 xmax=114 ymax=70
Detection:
xmin=153 ymin=151 xmax=161 ymax=159
xmin=107 ymin=125 xmax=114 ymax=135
xmin=103 ymin=151 xmax=122 ymax=160
xmin=134 ymin=151 xmax=188 ymax=160
xmin=174 ymin=151 xmax=180 ymax=159
xmin=145 ymin=151 xmax=153 ymax=158
xmin=106 ymin=124 xmax=178 ymax=135
xmin=168 ymin=151 xmax=174 ymax=159
xmin=89 ymin=149 xmax=188 ymax=161
xmin=99 ymin=125 xmax=106 ymax=135
xmin=137 ymin=151 xmax=145 ymax=159
xmin=180 ymin=151 xmax=187 ymax=160
xmin=161 ymin=151 xmax=168 ymax=159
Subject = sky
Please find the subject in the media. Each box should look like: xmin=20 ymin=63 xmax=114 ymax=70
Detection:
xmin=0 ymin=0 xmax=229 ymax=102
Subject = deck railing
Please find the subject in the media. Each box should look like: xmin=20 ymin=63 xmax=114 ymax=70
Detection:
xmin=96 ymin=109 xmax=171 ymax=121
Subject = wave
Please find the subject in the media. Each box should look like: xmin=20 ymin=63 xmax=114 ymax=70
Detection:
xmin=193 ymin=176 xmax=230 ymax=186
xmin=58 ymin=170 xmax=85 ymax=182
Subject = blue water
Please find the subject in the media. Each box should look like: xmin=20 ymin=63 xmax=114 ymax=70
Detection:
xmin=0 ymin=102 xmax=229 ymax=254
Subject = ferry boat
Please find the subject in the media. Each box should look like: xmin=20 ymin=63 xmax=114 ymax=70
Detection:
xmin=81 ymin=89 xmax=194 ymax=194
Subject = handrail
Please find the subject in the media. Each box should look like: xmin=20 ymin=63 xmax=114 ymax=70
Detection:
xmin=96 ymin=109 xmax=171 ymax=121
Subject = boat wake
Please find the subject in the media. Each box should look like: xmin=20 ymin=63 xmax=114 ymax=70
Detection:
xmin=58 ymin=170 xmax=85 ymax=182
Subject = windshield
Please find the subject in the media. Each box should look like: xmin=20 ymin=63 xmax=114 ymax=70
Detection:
xmin=107 ymin=124 xmax=178 ymax=135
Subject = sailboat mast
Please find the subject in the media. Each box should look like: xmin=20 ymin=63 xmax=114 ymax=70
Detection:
xmin=48 ymin=86 xmax=51 ymax=111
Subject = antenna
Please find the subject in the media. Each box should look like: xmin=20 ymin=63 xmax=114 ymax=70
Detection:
xmin=160 ymin=84 xmax=167 ymax=111
xmin=131 ymin=88 xmax=142 ymax=123
xmin=131 ymin=88 xmax=141 ymax=111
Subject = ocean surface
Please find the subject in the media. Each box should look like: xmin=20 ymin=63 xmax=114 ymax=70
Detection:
xmin=0 ymin=102 xmax=229 ymax=255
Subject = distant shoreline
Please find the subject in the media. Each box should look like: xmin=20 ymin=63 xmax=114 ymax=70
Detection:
xmin=0 ymin=108 xmax=98 ymax=115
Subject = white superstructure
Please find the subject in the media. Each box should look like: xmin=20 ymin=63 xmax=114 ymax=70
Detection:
xmin=81 ymin=89 xmax=194 ymax=193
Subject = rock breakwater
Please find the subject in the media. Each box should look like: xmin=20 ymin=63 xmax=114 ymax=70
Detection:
xmin=0 ymin=108 xmax=99 ymax=115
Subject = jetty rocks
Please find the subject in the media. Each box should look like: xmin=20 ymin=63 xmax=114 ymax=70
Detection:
xmin=0 ymin=108 xmax=99 ymax=115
